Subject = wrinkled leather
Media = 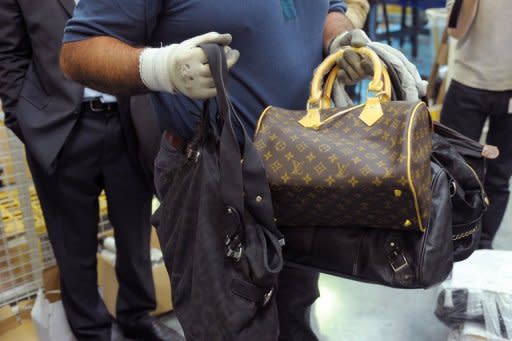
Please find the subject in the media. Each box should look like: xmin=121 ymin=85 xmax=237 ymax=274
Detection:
xmin=281 ymin=162 xmax=453 ymax=289
xmin=432 ymin=122 xmax=487 ymax=261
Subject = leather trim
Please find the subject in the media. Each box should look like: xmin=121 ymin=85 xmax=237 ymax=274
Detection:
xmin=254 ymin=106 xmax=273 ymax=137
xmin=406 ymin=102 xmax=428 ymax=232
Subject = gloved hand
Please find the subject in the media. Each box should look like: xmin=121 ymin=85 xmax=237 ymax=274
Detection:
xmin=329 ymin=29 xmax=373 ymax=85
xmin=482 ymin=145 xmax=499 ymax=159
xmin=139 ymin=32 xmax=240 ymax=99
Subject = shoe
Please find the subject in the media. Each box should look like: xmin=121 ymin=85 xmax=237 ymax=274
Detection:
xmin=121 ymin=317 xmax=183 ymax=341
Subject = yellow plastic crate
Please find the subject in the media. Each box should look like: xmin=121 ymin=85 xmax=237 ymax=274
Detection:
xmin=0 ymin=186 xmax=109 ymax=238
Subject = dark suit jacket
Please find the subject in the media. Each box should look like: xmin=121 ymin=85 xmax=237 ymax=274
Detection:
xmin=0 ymin=0 xmax=159 ymax=186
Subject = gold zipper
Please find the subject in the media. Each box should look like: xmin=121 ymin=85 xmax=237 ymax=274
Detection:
xmin=452 ymin=224 xmax=480 ymax=241
xmin=254 ymin=106 xmax=273 ymax=137
xmin=316 ymin=103 xmax=365 ymax=129
xmin=407 ymin=102 xmax=428 ymax=232
xmin=460 ymin=158 xmax=490 ymax=206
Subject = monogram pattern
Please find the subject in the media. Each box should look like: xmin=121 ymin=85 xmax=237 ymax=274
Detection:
xmin=254 ymin=102 xmax=432 ymax=231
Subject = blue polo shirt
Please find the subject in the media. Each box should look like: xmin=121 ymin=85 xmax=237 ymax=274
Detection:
xmin=64 ymin=1 xmax=346 ymax=138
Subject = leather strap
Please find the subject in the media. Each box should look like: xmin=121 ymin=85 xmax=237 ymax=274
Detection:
xmin=231 ymin=278 xmax=273 ymax=306
xmin=197 ymin=44 xmax=284 ymax=302
xmin=199 ymin=44 xmax=284 ymax=251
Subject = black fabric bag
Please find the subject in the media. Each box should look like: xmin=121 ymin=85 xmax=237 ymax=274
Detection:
xmin=380 ymin=60 xmax=488 ymax=261
xmin=156 ymin=44 xmax=284 ymax=340
xmin=280 ymin=161 xmax=453 ymax=288
xmin=432 ymin=121 xmax=488 ymax=261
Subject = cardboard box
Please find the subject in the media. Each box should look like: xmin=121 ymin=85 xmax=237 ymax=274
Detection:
xmin=0 ymin=120 xmax=17 ymax=186
xmin=96 ymin=227 xmax=172 ymax=316
xmin=97 ymin=254 xmax=172 ymax=317
xmin=0 ymin=267 xmax=52 ymax=337
xmin=150 ymin=227 xmax=160 ymax=249
xmin=42 ymin=265 xmax=61 ymax=303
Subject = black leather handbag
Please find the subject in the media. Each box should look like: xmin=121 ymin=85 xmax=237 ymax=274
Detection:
xmin=432 ymin=121 xmax=489 ymax=261
xmin=276 ymin=53 xmax=490 ymax=287
xmin=280 ymin=161 xmax=453 ymax=288
xmin=156 ymin=45 xmax=284 ymax=340
xmin=388 ymin=56 xmax=489 ymax=260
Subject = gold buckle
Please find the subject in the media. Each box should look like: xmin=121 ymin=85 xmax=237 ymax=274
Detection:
xmin=88 ymin=100 xmax=103 ymax=112
xmin=89 ymin=100 xmax=114 ymax=112
xmin=390 ymin=254 xmax=409 ymax=273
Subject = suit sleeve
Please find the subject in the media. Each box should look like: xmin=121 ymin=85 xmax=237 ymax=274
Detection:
xmin=0 ymin=0 xmax=31 ymax=118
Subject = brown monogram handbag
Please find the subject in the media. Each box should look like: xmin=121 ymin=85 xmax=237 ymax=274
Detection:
xmin=254 ymin=47 xmax=432 ymax=232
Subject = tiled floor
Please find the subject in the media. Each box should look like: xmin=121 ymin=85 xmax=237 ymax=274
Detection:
xmin=310 ymin=195 xmax=512 ymax=341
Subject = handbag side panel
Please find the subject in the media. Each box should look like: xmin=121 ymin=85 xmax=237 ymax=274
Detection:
xmin=406 ymin=102 xmax=433 ymax=232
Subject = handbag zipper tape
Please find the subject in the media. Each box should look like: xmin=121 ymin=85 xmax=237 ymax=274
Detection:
xmin=406 ymin=102 xmax=428 ymax=232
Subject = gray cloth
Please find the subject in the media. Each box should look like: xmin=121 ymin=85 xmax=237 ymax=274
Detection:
xmin=332 ymin=30 xmax=427 ymax=107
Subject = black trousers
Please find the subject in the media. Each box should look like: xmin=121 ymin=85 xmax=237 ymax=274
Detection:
xmin=27 ymin=106 xmax=155 ymax=341
xmin=277 ymin=266 xmax=320 ymax=341
xmin=154 ymin=136 xmax=320 ymax=340
xmin=441 ymin=80 xmax=512 ymax=248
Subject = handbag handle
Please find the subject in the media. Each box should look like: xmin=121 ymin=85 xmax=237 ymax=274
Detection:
xmin=299 ymin=47 xmax=386 ymax=129
xmin=200 ymin=43 xmax=283 ymax=238
xmin=321 ymin=63 xmax=393 ymax=109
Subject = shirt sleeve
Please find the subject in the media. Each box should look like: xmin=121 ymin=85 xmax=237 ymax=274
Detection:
xmin=63 ymin=0 xmax=162 ymax=46
xmin=329 ymin=0 xmax=348 ymax=13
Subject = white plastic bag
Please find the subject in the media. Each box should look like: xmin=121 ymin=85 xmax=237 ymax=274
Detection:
xmin=447 ymin=322 xmax=510 ymax=341
xmin=436 ymin=250 xmax=512 ymax=340
xmin=31 ymin=288 xmax=76 ymax=341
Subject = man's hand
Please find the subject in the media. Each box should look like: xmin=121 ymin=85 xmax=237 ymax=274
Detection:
xmin=139 ymin=32 xmax=240 ymax=99
xmin=329 ymin=29 xmax=373 ymax=85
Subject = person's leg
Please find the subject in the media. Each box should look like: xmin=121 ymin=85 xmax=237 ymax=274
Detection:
xmin=440 ymin=80 xmax=489 ymax=141
xmin=27 ymin=113 xmax=111 ymax=341
xmin=101 ymin=112 xmax=156 ymax=327
xmin=480 ymin=91 xmax=512 ymax=248
xmin=277 ymin=265 xmax=320 ymax=341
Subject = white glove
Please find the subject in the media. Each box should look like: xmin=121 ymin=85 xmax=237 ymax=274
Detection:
xmin=139 ymin=32 xmax=240 ymax=99
xmin=329 ymin=29 xmax=373 ymax=86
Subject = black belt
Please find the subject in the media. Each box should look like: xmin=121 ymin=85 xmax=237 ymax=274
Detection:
xmin=82 ymin=99 xmax=118 ymax=112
